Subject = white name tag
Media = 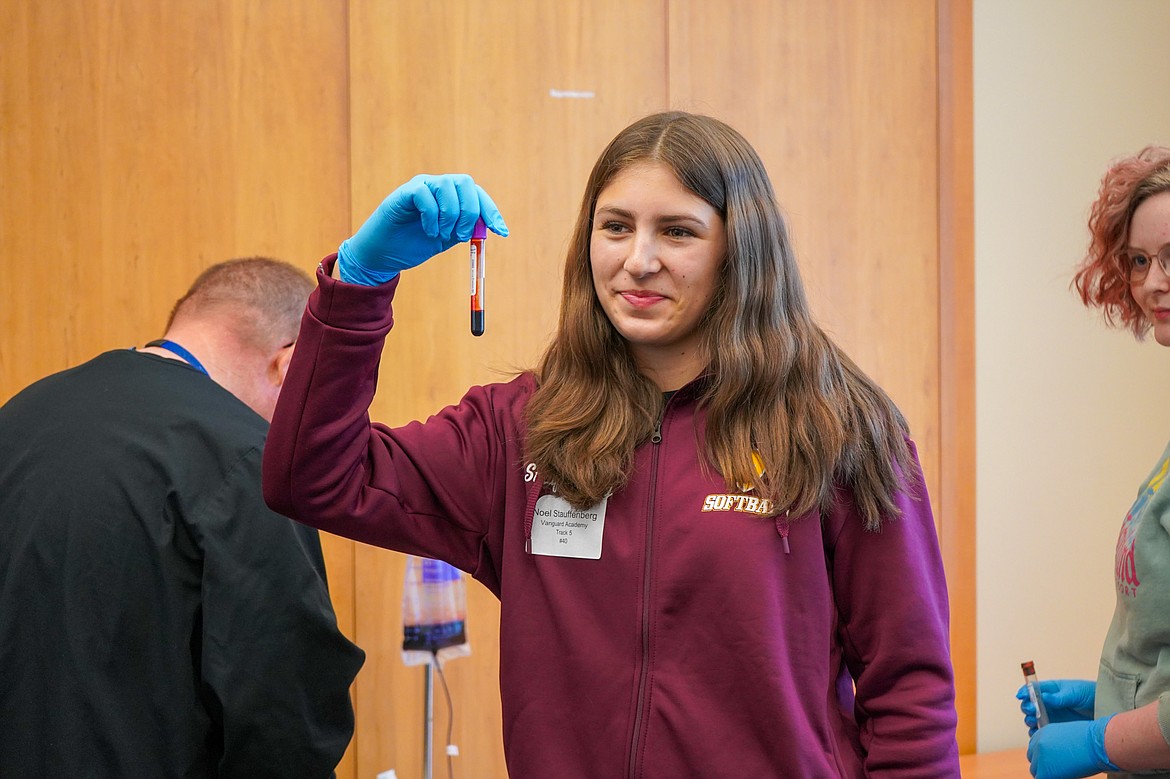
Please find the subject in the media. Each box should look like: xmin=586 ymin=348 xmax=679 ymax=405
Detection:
xmin=530 ymin=494 xmax=607 ymax=559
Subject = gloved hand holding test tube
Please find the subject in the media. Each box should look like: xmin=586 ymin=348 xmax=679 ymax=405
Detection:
xmin=336 ymin=174 xmax=508 ymax=293
xmin=1016 ymin=669 xmax=1121 ymax=778
xmin=1021 ymin=661 xmax=1050 ymax=730
xmin=1016 ymin=670 xmax=1099 ymax=734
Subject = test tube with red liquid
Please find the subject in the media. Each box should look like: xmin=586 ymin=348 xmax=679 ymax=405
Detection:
xmin=470 ymin=218 xmax=487 ymax=336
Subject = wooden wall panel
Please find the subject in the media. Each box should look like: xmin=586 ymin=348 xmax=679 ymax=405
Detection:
xmin=1 ymin=1 xmax=350 ymax=394
xmin=938 ymin=0 xmax=977 ymax=754
xmin=0 ymin=2 xmax=358 ymax=775
xmin=348 ymin=2 xmax=667 ymax=775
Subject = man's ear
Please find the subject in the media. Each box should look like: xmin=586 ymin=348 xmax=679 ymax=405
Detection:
xmin=269 ymin=342 xmax=296 ymax=388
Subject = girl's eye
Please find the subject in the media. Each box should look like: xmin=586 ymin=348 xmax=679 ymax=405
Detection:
xmin=665 ymin=226 xmax=694 ymax=238
xmin=600 ymin=221 xmax=628 ymax=234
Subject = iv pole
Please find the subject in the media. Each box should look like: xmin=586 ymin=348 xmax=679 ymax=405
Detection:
xmin=423 ymin=659 xmax=434 ymax=779
xmin=403 ymin=554 xmax=467 ymax=779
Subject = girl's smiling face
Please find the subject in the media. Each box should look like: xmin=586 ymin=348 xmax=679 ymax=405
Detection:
xmin=590 ymin=161 xmax=726 ymax=389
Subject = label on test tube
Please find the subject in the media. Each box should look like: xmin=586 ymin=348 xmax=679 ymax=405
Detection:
xmin=1021 ymin=661 xmax=1050 ymax=728
xmin=470 ymin=218 xmax=487 ymax=336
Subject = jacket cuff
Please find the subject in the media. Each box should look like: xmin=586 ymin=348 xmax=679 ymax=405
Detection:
xmin=311 ymin=253 xmax=400 ymax=332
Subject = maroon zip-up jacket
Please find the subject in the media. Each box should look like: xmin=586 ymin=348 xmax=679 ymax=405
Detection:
xmin=263 ymin=256 xmax=960 ymax=778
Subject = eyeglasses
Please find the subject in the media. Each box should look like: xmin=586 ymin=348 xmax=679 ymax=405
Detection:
xmin=1124 ymin=244 xmax=1170 ymax=282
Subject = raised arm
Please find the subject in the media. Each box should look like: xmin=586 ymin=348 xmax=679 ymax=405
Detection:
xmin=263 ymin=175 xmax=513 ymax=579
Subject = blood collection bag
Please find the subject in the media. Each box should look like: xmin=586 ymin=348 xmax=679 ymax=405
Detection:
xmin=401 ymin=555 xmax=471 ymax=666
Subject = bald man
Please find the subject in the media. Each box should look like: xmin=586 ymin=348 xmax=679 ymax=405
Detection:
xmin=0 ymin=257 xmax=364 ymax=778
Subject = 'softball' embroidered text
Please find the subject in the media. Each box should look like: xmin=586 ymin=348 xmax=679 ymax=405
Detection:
xmin=701 ymin=494 xmax=774 ymax=516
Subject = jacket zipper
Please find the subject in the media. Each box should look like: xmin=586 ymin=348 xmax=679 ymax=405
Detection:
xmin=629 ymin=405 xmax=666 ymax=777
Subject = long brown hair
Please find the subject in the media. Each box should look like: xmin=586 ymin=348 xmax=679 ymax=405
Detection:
xmin=524 ymin=112 xmax=912 ymax=529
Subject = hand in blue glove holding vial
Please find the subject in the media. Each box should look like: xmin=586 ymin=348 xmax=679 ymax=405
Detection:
xmin=1016 ymin=678 xmax=1097 ymax=736
xmin=338 ymin=173 xmax=509 ymax=286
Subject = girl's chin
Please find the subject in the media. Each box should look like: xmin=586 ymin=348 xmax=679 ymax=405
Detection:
xmin=1152 ymin=321 xmax=1170 ymax=347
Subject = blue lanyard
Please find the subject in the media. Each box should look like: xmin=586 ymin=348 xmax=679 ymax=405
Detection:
xmin=144 ymin=339 xmax=209 ymax=376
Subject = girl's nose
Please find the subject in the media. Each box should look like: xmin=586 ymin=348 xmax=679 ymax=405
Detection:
xmin=623 ymin=233 xmax=661 ymax=277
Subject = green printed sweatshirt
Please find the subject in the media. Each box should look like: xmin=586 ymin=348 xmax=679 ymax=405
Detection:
xmin=1099 ymin=439 xmax=1170 ymax=777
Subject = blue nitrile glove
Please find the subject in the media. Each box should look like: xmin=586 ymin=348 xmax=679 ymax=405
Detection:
xmin=1026 ymin=715 xmax=1119 ymax=779
xmin=1016 ymin=679 xmax=1096 ymax=735
xmin=337 ymin=173 xmax=509 ymax=286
